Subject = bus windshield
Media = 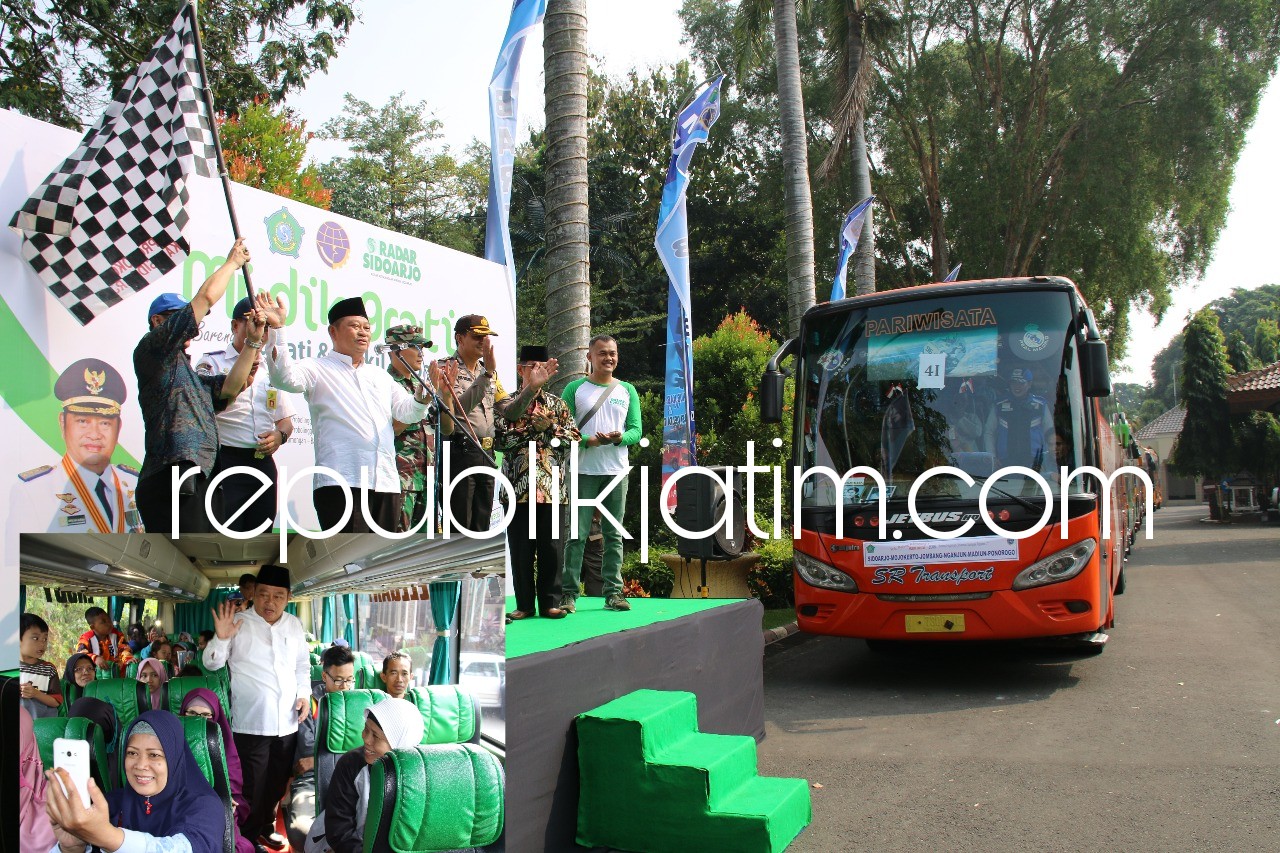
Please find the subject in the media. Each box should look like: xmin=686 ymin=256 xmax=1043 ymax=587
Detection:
xmin=798 ymin=289 xmax=1090 ymax=508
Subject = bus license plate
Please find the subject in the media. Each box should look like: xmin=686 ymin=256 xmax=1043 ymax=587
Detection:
xmin=905 ymin=614 xmax=965 ymax=633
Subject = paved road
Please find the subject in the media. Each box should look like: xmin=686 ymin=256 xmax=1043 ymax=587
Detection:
xmin=756 ymin=503 xmax=1280 ymax=852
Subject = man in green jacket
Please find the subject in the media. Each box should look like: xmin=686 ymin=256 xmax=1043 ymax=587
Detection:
xmin=560 ymin=335 xmax=643 ymax=612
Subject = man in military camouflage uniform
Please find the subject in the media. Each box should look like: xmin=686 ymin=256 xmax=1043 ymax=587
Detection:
xmin=385 ymin=324 xmax=434 ymax=532
xmin=11 ymin=358 xmax=143 ymax=533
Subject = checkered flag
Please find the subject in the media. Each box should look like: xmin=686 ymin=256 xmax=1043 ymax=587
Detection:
xmin=8 ymin=6 xmax=217 ymax=325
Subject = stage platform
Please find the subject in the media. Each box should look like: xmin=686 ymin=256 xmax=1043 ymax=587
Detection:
xmin=505 ymin=595 xmax=766 ymax=852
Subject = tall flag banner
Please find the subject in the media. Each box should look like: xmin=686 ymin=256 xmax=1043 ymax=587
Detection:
xmin=656 ymin=75 xmax=724 ymax=498
xmin=8 ymin=6 xmax=216 ymax=325
xmin=485 ymin=0 xmax=547 ymax=315
xmin=943 ymin=263 xmax=962 ymax=282
xmin=829 ymin=195 xmax=875 ymax=301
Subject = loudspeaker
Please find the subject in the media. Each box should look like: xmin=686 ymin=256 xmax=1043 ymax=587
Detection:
xmin=675 ymin=466 xmax=747 ymax=560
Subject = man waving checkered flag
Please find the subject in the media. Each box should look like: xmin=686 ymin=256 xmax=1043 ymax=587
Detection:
xmin=9 ymin=4 xmax=217 ymax=325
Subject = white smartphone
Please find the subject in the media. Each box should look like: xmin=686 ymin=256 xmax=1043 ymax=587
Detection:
xmin=52 ymin=738 xmax=92 ymax=809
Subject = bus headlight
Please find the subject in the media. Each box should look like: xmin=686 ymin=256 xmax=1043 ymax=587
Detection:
xmin=794 ymin=551 xmax=858 ymax=592
xmin=1012 ymin=539 xmax=1097 ymax=591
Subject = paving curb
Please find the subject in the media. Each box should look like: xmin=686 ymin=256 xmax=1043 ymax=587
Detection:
xmin=764 ymin=621 xmax=799 ymax=645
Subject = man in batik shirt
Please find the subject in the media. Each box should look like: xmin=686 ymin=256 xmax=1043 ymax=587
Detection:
xmin=496 ymin=345 xmax=577 ymax=620
xmin=385 ymin=324 xmax=434 ymax=532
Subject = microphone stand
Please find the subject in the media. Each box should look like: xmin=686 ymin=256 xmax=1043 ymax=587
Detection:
xmin=385 ymin=347 xmax=498 ymax=533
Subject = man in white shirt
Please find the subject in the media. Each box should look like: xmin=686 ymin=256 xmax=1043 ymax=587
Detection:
xmin=204 ymin=564 xmax=310 ymax=853
xmin=197 ymin=296 xmax=296 ymax=531
xmin=256 ymin=292 xmax=431 ymax=532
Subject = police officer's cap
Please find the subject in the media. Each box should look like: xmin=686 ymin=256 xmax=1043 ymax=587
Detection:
xmin=385 ymin=324 xmax=431 ymax=349
xmin=454 ymin=315 xmax=498 ymax=337
xmin=55 ymin=358 xmax=126 ymax=417
xmin=327 ymin=296 xmax=368 ymax=325
xmin=231 ymin=296 xmax=254 ymax=322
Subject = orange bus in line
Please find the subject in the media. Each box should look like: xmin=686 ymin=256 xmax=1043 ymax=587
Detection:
xmin=761 ymin=277 xmax=1145 ymax=652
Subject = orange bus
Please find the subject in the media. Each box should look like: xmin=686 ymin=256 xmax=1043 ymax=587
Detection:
xmin=761 ymin=277 xmax=1144 ymax=652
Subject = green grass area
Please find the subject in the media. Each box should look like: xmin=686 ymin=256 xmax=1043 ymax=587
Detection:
xmin=762 ymin=608 xmax=795 ymax=632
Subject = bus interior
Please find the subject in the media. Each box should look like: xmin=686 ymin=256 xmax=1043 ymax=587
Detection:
xmin=18 ymin=532 xmax=506 ymax=852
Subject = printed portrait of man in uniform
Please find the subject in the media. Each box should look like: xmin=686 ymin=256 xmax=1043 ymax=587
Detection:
xmin=13 ymin=357 xmax=143 ymax=532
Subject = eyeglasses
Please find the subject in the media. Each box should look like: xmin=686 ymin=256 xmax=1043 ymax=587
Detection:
xmin=324 ymin=674 xmax=356 ymax=687
xmin=184 ymin=709 xmax=214 ymax=719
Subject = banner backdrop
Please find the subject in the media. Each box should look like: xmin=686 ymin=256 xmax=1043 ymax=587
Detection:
xmin=0 ymin=108 xmax=515 ymax=634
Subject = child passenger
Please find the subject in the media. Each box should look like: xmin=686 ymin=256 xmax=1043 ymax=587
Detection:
xmin=19 ymin=613 xmax=63 ymax=719
xmin=306 ymin=698 xmax=425 ymax=853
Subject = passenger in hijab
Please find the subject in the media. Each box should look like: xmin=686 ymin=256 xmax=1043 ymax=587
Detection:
xmin=307 ymin=697 xmax=425 ymax=853
xmin=68 ymin=696 xmax=119 ymax=783
xmin=20 ymin=707 xmax=57 ymax=851
xmin=136 ymin=658 xmax=169 ymax=711
xmin=62 ymin=652 xmax=97 ymax=707
xmin=181 ymin=688 xmax=247 ymax=825
xmin=45 ymin=710 xmax=227 ymax=853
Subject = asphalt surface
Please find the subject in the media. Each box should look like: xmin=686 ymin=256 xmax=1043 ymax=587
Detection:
xmin=756 ymin=502 xmax=1280 ymax=852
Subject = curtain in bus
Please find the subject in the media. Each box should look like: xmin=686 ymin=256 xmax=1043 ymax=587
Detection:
xmin=173 ymin=588 xmax=237 ymax=637
xmin=342 ymin=594 xmax=355 ymax=645
xmin=320 ymin=597 xmax=335 ymax=642
xmin=427 ymin=581 xmax=460 ymax=685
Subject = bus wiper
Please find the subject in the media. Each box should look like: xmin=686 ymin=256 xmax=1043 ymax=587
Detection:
xmin=974 ymin=479 xmax=1041 ymax=513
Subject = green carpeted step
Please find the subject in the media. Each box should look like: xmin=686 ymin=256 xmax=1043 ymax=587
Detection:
xmin=577 ymin=689 xmax=811 ymax=853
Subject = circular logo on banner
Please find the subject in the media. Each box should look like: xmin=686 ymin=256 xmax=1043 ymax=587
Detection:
xmin=1008 ymin=322 xmax=1058 ymax=361
xmin=316 ymin=221 xmax=352 ymax=269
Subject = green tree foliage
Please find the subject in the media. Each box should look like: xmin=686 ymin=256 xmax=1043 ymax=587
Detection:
xmin=1226 ymin=329 xmax=1261 ymax=373
xmin=1255 ymin=318 xmax=1280 ymax=365
xmin=218 ymin=101 xmax=330 ymax=208
xmin=1170 ymin=309 xmax=1233 ymax=478
xmin=0 ymin=0 xmax=356 ymax=128
xmin=319 ymin=93 xmax=486 ymax=252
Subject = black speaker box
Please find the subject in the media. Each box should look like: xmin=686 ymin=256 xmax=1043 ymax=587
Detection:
xmin=675 ymin=466 xmax=747 ymax=560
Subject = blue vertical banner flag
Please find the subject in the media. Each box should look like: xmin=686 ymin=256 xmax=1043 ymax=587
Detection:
xmin=829 ymin=196 xmax=875 ymax=301
xmin=943 ymin=263 xmax=962 ymax=282
xmin=485 ymin=0 xmax=546 ymax=315
xmin=656 ymin=75 xmax=724 ymax=505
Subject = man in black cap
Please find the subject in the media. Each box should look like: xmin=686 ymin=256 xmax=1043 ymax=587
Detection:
xmin=13 ymin=358 xmax=143 ymax=532
xmin=133 ymin=239 xmax=264 ymax=534
xmin=205 ymin=564 xmax=310 ymax=853
xmin=432 ymin=314 xmax=553 ymax=531
xmin=496 ymin=345 xmax=577 ymax=619
xmin=256 ymin=292 xmax=433 ymax=532
xmin=197 ymin=295 xmax=296 ymax=531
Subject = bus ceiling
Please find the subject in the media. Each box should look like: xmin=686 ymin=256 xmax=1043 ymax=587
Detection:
xmin=20 ymin=533 xmax=506 ymax=601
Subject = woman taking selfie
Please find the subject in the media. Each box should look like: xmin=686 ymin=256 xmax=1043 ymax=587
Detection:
xmin=44 ymin=710 xmax=226 ymax=853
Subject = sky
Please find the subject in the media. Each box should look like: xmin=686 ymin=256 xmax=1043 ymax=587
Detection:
xmin=287 ymin=1 xmax=1280 ymax=386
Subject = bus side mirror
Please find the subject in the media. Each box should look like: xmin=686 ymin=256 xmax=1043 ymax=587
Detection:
xmin=1082 ymin=339 xmax=1111 ymax=397
xmin=760 ymin=369 xmax=785 ymax=424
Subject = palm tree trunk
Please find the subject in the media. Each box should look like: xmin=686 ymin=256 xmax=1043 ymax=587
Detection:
xmin=847 ymin=5 xmax=875 ymax=295
xmin=773 ymin=0 xmax=816 ymax=337
xmin=543 ymin=0 xmax=590 ymax=388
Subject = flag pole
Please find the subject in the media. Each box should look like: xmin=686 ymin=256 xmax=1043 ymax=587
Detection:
xmin=184 ymin=0 xmax=255 ymax=301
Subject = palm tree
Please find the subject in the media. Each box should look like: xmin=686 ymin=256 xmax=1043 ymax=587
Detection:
xmin=543 ymin=0 xmax=590 ymax=388
xmin=735 ymin=0 xmax=816 ymax=337
xmin=817 ymin=0 xmax=893 ymax=295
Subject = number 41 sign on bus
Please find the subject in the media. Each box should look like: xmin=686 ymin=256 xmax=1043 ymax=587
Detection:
xmin=919 ymin=353 xmax=946 ymax=389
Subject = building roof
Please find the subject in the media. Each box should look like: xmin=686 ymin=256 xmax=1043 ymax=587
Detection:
xmin=1226 ymin=361 xmax=1280 ymax=393
xmin=1226 ymin=360 xmax=1280 ymax=414
xmin=1135 ymin=405 xmax=1186 ymax=440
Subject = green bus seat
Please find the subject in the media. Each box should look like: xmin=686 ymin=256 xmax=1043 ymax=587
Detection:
xmin=402 ymin=685 xmax=481 ymax=746
xmin=314 ymin=688 xmax=388 ymax=813
xmin=84 ymin=679 xmax=153 ymax=753
xmin=166 ymin=675 xmax=231 ymax=718
xmin=33 ymin=716 xmax=112 ymax=792
xmin=353 ymin=651 xmax=380 ymax=690
xmin=311 ymin=662 xmax=324 ymax=685
xmin=365 ymin=744 xmax=504 ymax=852
xmin=181 ymin=716 xmax=236 ymax=853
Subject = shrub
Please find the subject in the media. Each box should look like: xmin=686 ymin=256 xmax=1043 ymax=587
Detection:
xmin=621 ymin=549 xmax=674 ymax=598
xmin=748 ymin=537 xmax=796 ymax=609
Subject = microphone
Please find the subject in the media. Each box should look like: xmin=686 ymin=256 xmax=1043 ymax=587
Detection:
xmin=374 ymin=343 xmax=403 ymax=354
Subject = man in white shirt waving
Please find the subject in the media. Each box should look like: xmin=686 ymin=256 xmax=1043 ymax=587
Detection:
xmin=256 ymin=292 xmax=432 ymax=532
xmin=204 ymin=564 xmax=310 ymax=853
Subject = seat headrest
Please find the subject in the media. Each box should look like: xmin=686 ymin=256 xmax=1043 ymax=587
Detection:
xmin=367 ymin=744 xmax=504 ymax=852
xmin=403 ymin=685 xmax=478 ymax=745
xmin=320 ymin=689 xmax=388 ymax=753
